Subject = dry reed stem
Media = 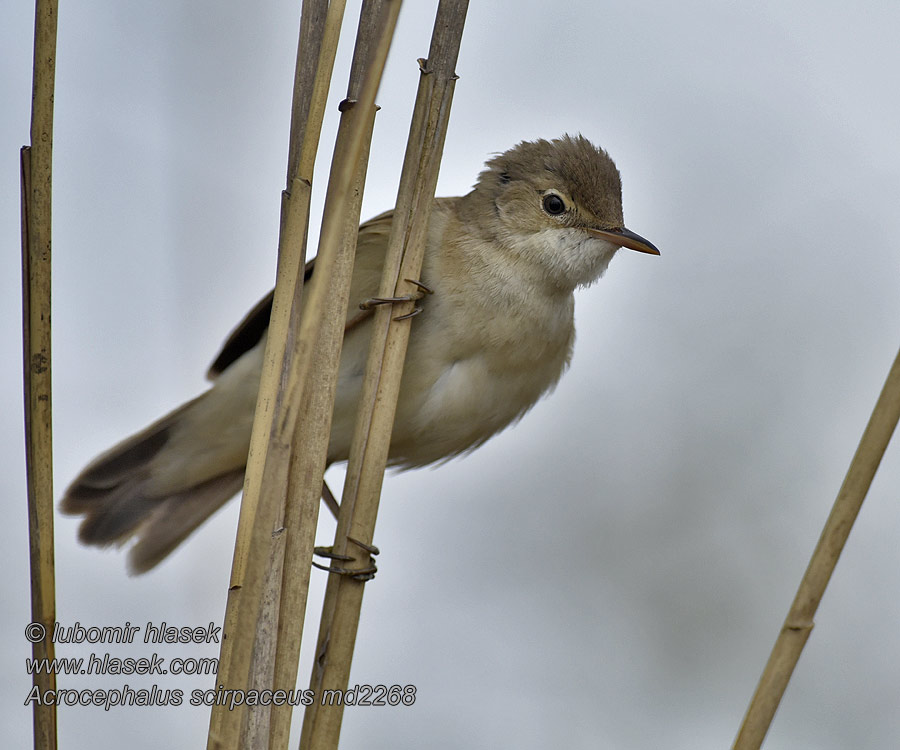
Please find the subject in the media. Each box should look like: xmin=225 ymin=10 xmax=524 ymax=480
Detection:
xmin=299 ymin=3 xmax=469 ymax=749
xmin=260 ymin=4 xmax=387 ymax=744
xmin=21 ymin=1 xmax=59 ymax=748
xmin=267 ymin=6 xmax=391 ymax=744
xmin=257 ymin=0 xmax=397 ymax=737
xmin=266 ymin=133 xmax=371 ymax=749
xmin=288 ymin=0 xmax=337 ymax=191
xmin=210 ymin=1 xmax=399 ymax=747
xmin=208 ymin=1 xmax=343 ymax=746
xmin=243 ymin=2 xmax=351 ymax=744
xmin=733 ymin=345 xmax=900 ymax=749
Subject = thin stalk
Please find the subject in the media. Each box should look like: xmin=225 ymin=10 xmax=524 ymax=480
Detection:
xmin=268 ymin=3 xmax=390 ymax=745
xmin=287 ymin=0 xmax=334 ymax=189
xmin=208 ymin=1 xmax=342 ymax=746
xmin=299 ymin=3 xmax=469 ymax=749
xmin=733 ymin=345 xmax=900 ymax=749
xmin=242 ymin=0 xmax=350 ymax=743
xmin=209 ymin=1 xmax=399 ymax=747
xmin=21 ymin=0 xmax=59 ymax=748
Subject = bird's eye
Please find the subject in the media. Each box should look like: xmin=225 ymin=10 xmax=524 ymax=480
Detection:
xmin=542 ymin=193 xmax=566 ymax=215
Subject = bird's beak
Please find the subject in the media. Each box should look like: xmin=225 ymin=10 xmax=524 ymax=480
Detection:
xmin=586 ymin=227 xmax=660 ymax=255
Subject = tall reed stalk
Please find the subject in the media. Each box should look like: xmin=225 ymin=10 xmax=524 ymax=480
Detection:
xmin=21 ymin=1 xmax=59 ymax=748
xmin=733 ymin=346 xmax=900 ymax=749
xmin=208 ymin=1 xmax=401 ymax=747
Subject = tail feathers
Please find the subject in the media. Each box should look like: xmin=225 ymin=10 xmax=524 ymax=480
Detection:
xmin=67 ymin=478 xmax=161 ymax=546
xmin=62 ymin=396 xmax=200 ymax=512
xmin=61 ymin=396 xmax=245 ymax=573
xmin=126 ymin=470 xmax=244 ymax=574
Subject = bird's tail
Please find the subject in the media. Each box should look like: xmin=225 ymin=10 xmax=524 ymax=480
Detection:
xmin=60 ymin=392 xmax=246 ymax=574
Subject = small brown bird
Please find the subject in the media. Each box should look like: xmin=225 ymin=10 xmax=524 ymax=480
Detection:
xmin=61 ymin=134 xmax=659 ymax=573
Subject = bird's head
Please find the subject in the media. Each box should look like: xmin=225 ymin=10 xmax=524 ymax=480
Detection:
xmin=471 ymin=134 xmax=659 ymax=291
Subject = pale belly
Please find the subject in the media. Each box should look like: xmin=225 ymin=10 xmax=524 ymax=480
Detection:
xmin=326 ymin=314 xmax=569 ymax=468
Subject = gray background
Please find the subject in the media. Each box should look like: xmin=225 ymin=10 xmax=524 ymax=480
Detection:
xmin=3 ymin=1 xmax=899 ymax=748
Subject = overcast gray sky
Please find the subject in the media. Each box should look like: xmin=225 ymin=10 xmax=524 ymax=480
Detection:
xmin=4 ymin=1 xmax=900 ymax=748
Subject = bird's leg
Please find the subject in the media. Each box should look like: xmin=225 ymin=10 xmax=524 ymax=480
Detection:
xmin=359 ymin=278 xmax=433 ymax=321
xmin=312 ymin=536 xmax=379 ymax=581
xmin=321 ymin=479 xmax=340 ymax=520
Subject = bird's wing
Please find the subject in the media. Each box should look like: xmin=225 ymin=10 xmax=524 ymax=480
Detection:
xmin=206 ymin=209 xmax=396 ymax=380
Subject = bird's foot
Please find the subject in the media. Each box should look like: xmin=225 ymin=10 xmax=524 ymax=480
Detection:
xmin=312 ymin=537 xmax=380 ymax=581
xmin=359 ymin=279 xmax=433 ymax=321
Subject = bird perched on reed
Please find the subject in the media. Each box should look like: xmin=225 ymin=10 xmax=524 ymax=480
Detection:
xmin=61 ymin=134 xmax=659 ymax=573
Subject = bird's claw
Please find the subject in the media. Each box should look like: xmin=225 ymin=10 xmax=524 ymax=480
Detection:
xmin=313 ymin=546 xmax=353 ymax=562
xmin=348 ymin=536 xmax=380 ymax=555
xmin=392 ymin=307 xmax=422 ymax=321
xmin=311 ymin=560 xmax=378 ymax=581
xmin=312 ymin=538 xmax=379 ymax=580
xmin=358 ymin=295 xmax=410 ymax=310
xmin=404 ymin=278 xmax=434 ymax=296
xmin=359 ymin=279 xmax=433 ymax=321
